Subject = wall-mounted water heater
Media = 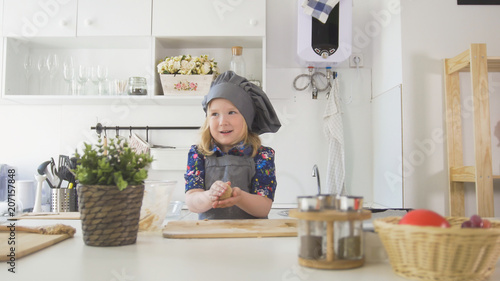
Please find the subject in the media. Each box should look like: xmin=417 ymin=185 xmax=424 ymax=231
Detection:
xmin=297 ymin=0 xmax=352 ymax=67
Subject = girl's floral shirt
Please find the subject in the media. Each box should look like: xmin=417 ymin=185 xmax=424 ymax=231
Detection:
xmin=184 ymin=143 xmax=277 ymax=201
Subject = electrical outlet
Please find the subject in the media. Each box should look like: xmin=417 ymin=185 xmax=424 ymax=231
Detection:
xmin=349 ymin=53 xmax=364 ymax=68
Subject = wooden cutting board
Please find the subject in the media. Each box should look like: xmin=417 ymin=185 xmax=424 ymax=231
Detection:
xmin=0 ymin=232 xmax=72 ymax=261
xmin=10 ymin=212 xmax=80 ymax=220
xmin=163 ymin=219 xmax=298 ymax=238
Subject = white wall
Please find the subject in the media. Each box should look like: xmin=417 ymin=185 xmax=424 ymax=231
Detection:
xmin=0 ymin=0 xmax=403 ymax=208
xmin=401 ymin=0 xmax=500 ymax=216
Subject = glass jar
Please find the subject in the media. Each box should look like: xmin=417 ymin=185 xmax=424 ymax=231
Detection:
xmin=127 ymin=77 xmax=147 ymax=95
xmin=297 ymin=196 xmax=325 ymax=260
xmin=335 ymin=196 xmax=364 ymax=260
xmin=298 ymin=220 xmax=325 ymax=260
xmin=230 ymin=46 xmax=246 ymax=77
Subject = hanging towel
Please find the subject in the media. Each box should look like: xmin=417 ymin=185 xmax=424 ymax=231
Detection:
xmin=323 ymin=77 xmax=345 ymax=194
xmin=302 ymin=0 xmax=340 ymax=24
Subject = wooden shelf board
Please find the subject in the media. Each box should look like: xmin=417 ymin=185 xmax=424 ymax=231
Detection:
xmin=447 ymin=56 xmax=500 ymax=73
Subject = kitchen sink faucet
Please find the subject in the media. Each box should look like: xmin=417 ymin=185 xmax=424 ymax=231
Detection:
xmin=312 ymin=164 xmax=321 ymax=194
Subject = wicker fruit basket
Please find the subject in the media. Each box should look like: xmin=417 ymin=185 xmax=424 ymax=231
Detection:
xmin=374 ymin=216 xmax=500 ymax=281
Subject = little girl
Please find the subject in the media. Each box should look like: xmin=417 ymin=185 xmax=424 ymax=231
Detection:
xmin=184 ymin=71 xmax=281 ymax=219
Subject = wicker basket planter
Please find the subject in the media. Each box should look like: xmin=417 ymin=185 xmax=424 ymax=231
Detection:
xmin=77 ymin=184 xmax=145 ymax=247
xmin=374 ymin=216 xmax=500 ymax=281
xmin=159 ymin=74 xmax=214 ymax=96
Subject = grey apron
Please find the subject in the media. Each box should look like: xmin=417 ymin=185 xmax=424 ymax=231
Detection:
xmin=200 ymin=154 xmax=265 ymax=220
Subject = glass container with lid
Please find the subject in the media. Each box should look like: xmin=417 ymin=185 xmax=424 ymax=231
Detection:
xmin=127 ymin=77 xmax=147 ymax=95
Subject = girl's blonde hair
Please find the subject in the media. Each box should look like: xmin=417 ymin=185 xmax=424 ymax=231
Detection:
xmin=197 ymin=117 xmax=261 ymax=157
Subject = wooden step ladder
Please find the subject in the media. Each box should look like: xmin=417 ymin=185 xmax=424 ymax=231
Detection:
xmin=443 ymin=43 xmax=498 ymax=217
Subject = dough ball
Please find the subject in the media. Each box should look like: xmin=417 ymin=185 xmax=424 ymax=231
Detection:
xmin=219 ymin=185 xmax=233 ymax=200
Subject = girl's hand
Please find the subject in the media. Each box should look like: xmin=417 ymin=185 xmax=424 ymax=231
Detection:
xmin=213 ymin=187 xmax=242 ymax=209
xmin=208 ymin=181 xmax=231 ymax=203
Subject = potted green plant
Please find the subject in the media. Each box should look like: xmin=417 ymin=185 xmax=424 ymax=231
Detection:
xmin=74 ymin=137 xmax=153 ymax=246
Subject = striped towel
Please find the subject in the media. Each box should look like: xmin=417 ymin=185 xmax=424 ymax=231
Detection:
xmin=302 ymin=0 xmax=340 ymax=24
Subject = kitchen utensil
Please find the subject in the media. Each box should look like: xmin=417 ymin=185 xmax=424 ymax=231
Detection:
xmin=56 ymin=155 xmax=76 ymax=183
xmin=0 ymin=224 xmax=76 ymax=236
xmin=163 ymin=219 xmax=297 ymax=239
xmin=37 ymin=159 xmax=61 ymax=189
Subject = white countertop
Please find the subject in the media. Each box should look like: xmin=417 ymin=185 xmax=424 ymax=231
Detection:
xmin=1 ymin=210 xmax=500 ymax=281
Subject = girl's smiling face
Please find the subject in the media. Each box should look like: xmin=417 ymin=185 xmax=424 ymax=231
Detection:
xmin=208 ymin=98 xmax=247 ymax=153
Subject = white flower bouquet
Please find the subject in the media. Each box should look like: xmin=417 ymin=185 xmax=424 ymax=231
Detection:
xmin=157 ymin=54 xmax=219 ymax=75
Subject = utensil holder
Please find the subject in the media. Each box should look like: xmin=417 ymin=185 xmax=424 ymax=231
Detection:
xmin=51 ymin=188 xmax=77 ymax=212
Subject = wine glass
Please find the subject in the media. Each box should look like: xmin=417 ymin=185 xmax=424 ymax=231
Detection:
xmin=23 ymin=54 xmax=35 ymax=93
xmin=36 ymin=56 xmax=46 ymax=95
xmin=77 ymin=65 xmax=90 ymax=95
xmin=90 ymin=66 xmax=100 ymax=94
xmin=46 ymin=54 xmax=59 ymax=94
xmin=63 ymin=57 xmax=76 ymax=95
xmin=97 ymin=65 xmax=108 ymax=95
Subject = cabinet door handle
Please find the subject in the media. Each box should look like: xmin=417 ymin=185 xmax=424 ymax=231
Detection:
xmin=59 ymin=20 xmax=68 ymax=27
xmin=84 ymin=19 xmax=93 ymax=26
xmin=249 ymin=19 xmax=258 ymax=26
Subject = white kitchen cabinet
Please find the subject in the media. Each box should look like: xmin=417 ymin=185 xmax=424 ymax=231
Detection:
xmin=0 ymin=0 xmax=4 ymax=35
xmin=152 ymin=37 xmax=265 ymax=98
xmin=1 ymin=0 xmax=265 ymax=103
xmin=0 ymin=1 xmax=3 ymax=98
xmin=152 ymin=0 xmax=265 ymax=37
xmin=2 ymin=0 xmax=78 ymax=37
xmin=2 ymin=37 xmax=153 ymax=100
xmin=3 ymin=0 xmax=151 ymax=38
xmin=0 ymin=37 xmax=3 ymax=99
xmin=77 ymin=0 xmax=152 ymax=36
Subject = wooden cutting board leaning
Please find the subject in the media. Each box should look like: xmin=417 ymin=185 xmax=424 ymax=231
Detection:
xmin=163 ymin=219 xmax=298 ymax=238
xmin=0 ymin=224 xmax=75 ymax=261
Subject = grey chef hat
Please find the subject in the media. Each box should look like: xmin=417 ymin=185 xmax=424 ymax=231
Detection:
xmin=202 ymin=71 xmax=281 ymax=135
